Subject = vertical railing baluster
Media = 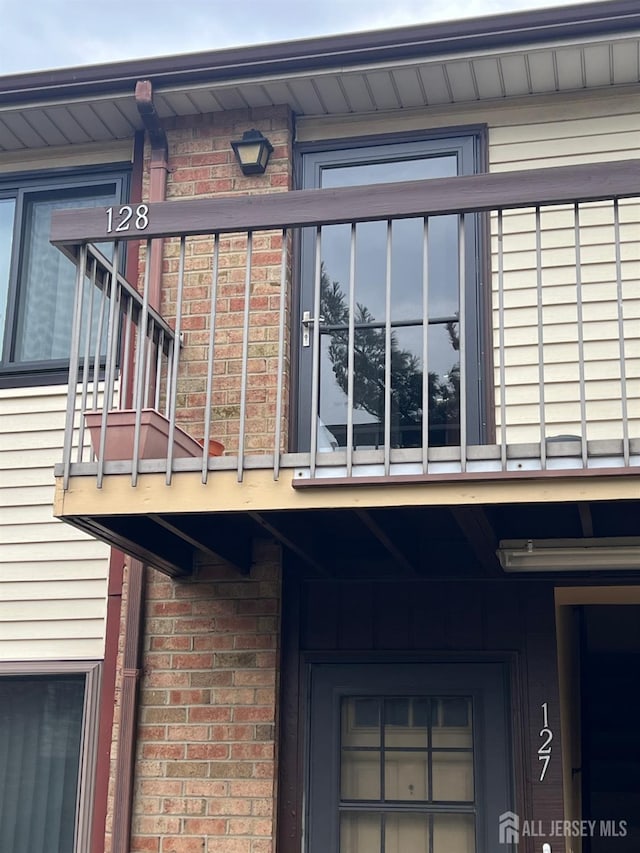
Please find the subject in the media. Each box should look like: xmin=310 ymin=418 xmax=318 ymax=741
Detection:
xmin=458 ymin=214 xmax=467 ymax=473
xmin=238 ymin=232 xmax=253 ymax=483
xmin=202 ymin=234 xmax=220 ymax=484
xmin=121 ymin=294 xmax=133 ymax=411
xmin=106 ymin=267 xmax=122 ymax=414
xmin=131 ymin=240 xmax=152 ymax=487
xmin=309 ymin=227 xmax=323 ymax=477
xmin=143 ymin=317 xmax=153 ymax=409
xmin=613 ymin=199 xmax=630 ymax=466
xmin=497 ymin=210 xmax=507 ymax=471
xmin=154 ymin=327 xmax=164 ymax=412
xmin=422 ymin=218 xmax=430 ymax=474
xmin=165 ymin=337 xmax=174 ymax=419
xmin=573 ymin=203 xmax=588 ymax=467
xmin=96 ymin=242 xmax=121 ymax=489
xmin=62 ymin=245 xmax=87 ymax=489
xmin=384 ymin=220 xmax=392 ymax=476
xmin=90 ymin=264 xmax=108 ymax=414
xmin=535 ymin=206 xmax=547 ymax=469
xmin=77 ymin=255 xmax=97 ymax=462
xmin=274 ymin=229 xmax=288 ymax=481
xmin=165 ymin=236 xmax=186 ymax=485
xmin=346 ymin=223 xmax=356 ymax=476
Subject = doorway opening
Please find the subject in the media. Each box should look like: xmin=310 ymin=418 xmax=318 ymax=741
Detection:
xmin=558 ymin=597 xmax=640 ymax=853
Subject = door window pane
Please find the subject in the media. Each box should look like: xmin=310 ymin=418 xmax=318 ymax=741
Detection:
xmin=340 ymin=812 xmax=381 ymax=853
xmin=432 ymin=751 xmax=475 ymax=801
xmin=385 ymin=813 xmax=430 ymax=853
xmin=341 ymin=751 xmax=381 ymax=800
xmin=320 ymin=154 xmax=457 ymax=189
xmin=433 ymin=813 xmax=475 ymax=852
xmin=0 ymin=199 xmax=15 ymax=357
xmin=384 ymin=751 xmax=429 ymax=800
xmin=0 ymin=675 xmax=85 ymax=853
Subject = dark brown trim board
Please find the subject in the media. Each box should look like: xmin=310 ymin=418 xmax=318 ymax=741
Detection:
xmin=52 ymin=159 xmax=640 ymax=246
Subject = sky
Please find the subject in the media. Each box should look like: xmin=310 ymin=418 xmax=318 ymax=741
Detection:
xmin=1 ymin=0 xmax=592 ymax=77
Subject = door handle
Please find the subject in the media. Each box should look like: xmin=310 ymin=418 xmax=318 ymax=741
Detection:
xmin=301 ymin=311 xmax=325 ymax=347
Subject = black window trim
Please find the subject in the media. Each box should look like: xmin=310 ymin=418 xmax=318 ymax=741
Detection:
xmin=0 ymin=164 xmax=130 ymax=389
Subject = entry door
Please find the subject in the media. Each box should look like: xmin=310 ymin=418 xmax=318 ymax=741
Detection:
xmin=298 ymin=136 xmax=482 ymax=452
xmin=306 ymin=662 xmax=512 ymax=853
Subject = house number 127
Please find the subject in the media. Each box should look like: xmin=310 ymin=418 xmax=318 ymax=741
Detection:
xmin=105 ymin=204 xmax=149 ymax=233
xmin=538 ymin=702 xmax=553 ymax=781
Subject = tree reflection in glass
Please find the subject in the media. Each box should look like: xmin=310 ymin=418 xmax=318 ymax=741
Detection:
xmin=319 ymin=263 xmax=460 ymax=450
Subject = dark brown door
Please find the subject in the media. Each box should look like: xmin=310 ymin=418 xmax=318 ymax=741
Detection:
xmin=306 ymin=661 xmax=513 ymax=853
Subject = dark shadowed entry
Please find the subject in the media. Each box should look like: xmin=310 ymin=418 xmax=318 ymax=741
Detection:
xmin=306 ymin=661 xmax=513 ymax=853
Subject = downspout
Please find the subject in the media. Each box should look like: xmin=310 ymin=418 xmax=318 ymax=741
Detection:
xmin=134 ymin=78 xmax=168 ymax=310
xmin=109 ymin=81 xmax=168 ymax=853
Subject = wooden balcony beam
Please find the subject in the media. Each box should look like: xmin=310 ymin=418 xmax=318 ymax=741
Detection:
xmin=51 ymin=158 xmax=640 ymax=246
xmin=354 ymin=509 xmax=417 ymax=576
xmin=450 ymin=506 xmax=501 ymax=576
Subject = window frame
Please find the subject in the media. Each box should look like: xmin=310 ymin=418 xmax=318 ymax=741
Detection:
xmin=293 ymin=127 xmax=490 ymax=452
xmin=0 ymin=166 xmax=129 ymax=389
xmin=0 ymin=660 xmax=101 ymax=853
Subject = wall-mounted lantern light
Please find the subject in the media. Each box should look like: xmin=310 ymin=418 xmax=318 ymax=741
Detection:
xmin=231 ymin=129 xmax=273 ymax=175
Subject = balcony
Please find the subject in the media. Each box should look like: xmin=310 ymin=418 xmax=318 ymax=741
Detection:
xmin=51 ymin=160 xmax=640 ymax=576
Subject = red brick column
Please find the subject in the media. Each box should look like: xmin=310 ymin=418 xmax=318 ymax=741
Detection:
xmin=129 ymin=543 xmax=281 ymax=853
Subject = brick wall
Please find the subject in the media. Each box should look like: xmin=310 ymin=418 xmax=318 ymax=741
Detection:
xmin=150 ymin=106 xmax=294 ymax=455
xmin=112 ymin=543 xmax=282 ymax=853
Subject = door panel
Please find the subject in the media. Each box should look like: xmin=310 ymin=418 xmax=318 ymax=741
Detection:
xmin=307 ymin=661 xmax=512 ymax=853
xmin=298 ymin=136 xmax=482 ymax=452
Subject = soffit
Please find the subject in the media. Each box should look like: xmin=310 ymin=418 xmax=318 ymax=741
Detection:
xmin=0 ymin=34 xmax=639 ymax=153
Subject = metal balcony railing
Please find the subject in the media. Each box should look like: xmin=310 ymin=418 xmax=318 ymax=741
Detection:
xmin=53 ymin=159 xmax=640 ymax=489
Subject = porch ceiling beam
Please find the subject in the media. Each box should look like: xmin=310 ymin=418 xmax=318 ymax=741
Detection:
xmin=248 ymin=511 xmax=329 ymax=577
xmin=62 ymin=514 xmax=193 ymax=578
xmin=354 ymin=509 xmax=417 ymax=576
xmin=450 ymin=506 xmax=501 ymax=576
xmin=578 ymin=502 xmax=594 ymax=538
xmin=148 ymin=514 xmax=251 ymax=575
xmin=51 ymin=158 xmax=640 ymax=246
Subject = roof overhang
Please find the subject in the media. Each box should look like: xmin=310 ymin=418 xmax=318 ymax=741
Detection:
xmin=0 ymin=0 xmax=639 ymax=153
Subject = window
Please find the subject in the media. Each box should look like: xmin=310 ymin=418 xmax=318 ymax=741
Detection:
xmin=0 ymin=171 xmax=127 ymax=386
xmin=307 ymin=662 xmax=512 ymax=853
xmin=297 ymin=134 xmax=485 ymax=451
xmin=0 ymin=663 xmax=100 ymax=853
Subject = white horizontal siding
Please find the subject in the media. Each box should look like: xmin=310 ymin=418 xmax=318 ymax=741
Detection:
xmin=0 ymin=385 xmax=110 ymax=661
xmin=491 ymin=149 xmax=639 ymax=445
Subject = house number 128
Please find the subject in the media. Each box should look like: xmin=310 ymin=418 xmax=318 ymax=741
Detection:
xmin=538 ymin=702 xmax=553 ymax=781
xmin=105 ymin=204 xmax=150 ymax=233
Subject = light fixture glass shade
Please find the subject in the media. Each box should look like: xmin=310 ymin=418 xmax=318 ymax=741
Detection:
xmin=231 ymin=129 xmax=273 ymax=175
xmin=497 ymin=538 xmax=640 ymax=572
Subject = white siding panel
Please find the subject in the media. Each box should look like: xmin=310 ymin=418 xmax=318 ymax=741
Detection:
xmin=0 ymin=385 xmax=109 ymax=661
xmin=487 ymin=102 xmax=640 ymax=448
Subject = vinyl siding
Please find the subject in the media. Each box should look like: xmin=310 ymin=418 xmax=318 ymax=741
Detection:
xmin=489 ymin=109 xmax=640 ymax=444
xmin=0 ymin=384 xmax=109 ymax=661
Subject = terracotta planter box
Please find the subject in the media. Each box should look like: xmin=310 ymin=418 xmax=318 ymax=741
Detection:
xmin=85 ymin=409 xmax=212 ymax=461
